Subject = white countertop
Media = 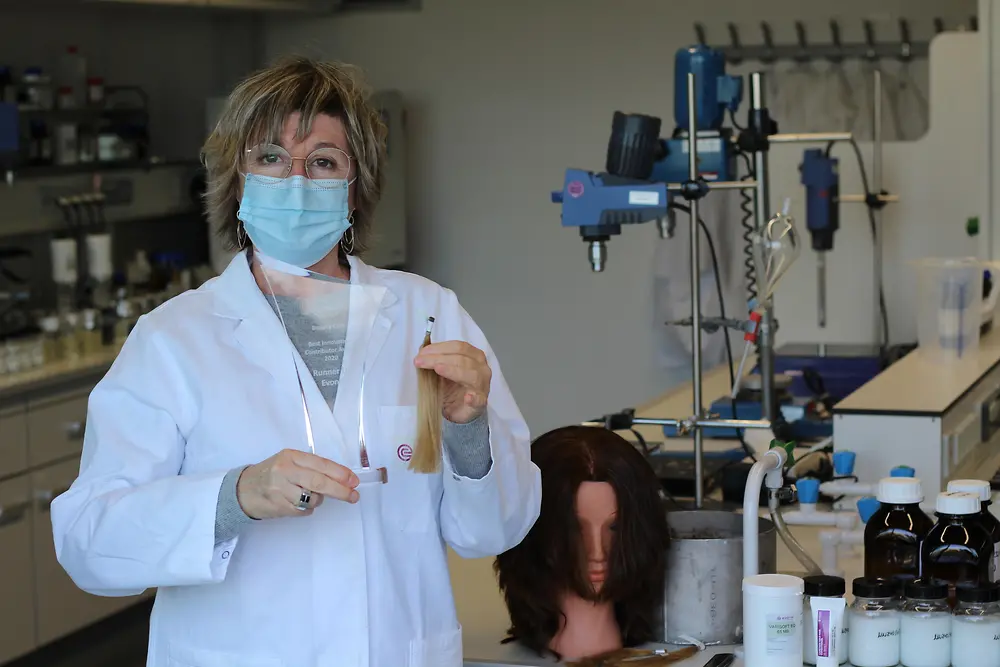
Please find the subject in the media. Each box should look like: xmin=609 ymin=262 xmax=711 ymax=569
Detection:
xmin=836 ymin=325 xmax=1000 ymax=415
xmin=0 ymin=346 xmax=120 ymax=401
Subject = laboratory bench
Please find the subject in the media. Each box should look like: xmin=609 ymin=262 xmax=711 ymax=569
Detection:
xmin=0 ymin=346 xmax=152 ymax=666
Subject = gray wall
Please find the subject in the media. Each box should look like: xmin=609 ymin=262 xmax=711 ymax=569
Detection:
xmin=265 ymin=0 xmax=978 ymax=435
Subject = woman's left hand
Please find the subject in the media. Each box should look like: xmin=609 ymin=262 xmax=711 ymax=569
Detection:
xmin=414 ymin=341 xmax=492 ymax=424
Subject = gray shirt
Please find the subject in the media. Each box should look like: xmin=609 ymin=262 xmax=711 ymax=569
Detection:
xmin=213 ymin=288 xmax=493 ymax=543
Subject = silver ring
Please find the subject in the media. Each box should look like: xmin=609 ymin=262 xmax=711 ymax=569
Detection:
xmin=295 ymin=490 xmax=311 ymax=511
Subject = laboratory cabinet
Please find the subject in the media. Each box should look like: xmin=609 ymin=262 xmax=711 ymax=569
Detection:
xmin=0 ymin=377 xmax=150 ymax=665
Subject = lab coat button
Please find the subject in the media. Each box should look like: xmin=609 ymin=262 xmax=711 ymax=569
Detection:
xmin=222 ymin=551 xmax=230 ymax=559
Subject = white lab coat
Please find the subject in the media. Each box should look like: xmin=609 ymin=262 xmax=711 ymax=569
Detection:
xmin=50 ymin=253 xmax=541 ymax=667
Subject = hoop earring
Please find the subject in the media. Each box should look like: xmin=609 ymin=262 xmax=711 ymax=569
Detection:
xmin=342 ymin=226 xmax=355 ymax=255
xmin=237 ymin=223 xmax=247 ymax=249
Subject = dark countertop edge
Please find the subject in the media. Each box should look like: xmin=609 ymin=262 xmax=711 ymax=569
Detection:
xmin=0 ymin=363 xmax=112 ymax=408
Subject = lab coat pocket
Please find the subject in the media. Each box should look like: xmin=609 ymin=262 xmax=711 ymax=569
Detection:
xmin=408 ymin=625 xmax=463 ymax=667
xmin=377 ymin=405 xmax=436 ymax=533
xmin=166 ymin=643 xmax=284 ymax=667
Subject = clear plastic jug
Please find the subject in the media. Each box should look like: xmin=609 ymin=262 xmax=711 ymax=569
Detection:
xmin=914 ymin=258 xmax=984 ymax=362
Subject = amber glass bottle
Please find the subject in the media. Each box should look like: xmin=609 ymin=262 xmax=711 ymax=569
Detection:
xmin=922 ymin=491 xmax=993 ymax=601
xmin=864 ymin=478 xmax=934 ymax=580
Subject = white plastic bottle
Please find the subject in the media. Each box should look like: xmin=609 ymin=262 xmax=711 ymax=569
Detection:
xmin=57 ymin=46 xmax=87 ymax=107
xmin=899 ymin=579 xmax=951 ymax=667
xmin=848 ymin=577 xmax=900 ymax=667
xmin=743 ymin=573 xmax=804 ymax=667
xmin=952 ymin=583 xmax=1000 ymax=667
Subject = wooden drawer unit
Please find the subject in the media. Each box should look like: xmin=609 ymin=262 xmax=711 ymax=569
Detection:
xmin=0 ymin=474 xmax=37 ymax=663
xmin=0 ymin=405 xmax=29 ymax=478
xmin=27 ymin=389 xmax=89 ymax=467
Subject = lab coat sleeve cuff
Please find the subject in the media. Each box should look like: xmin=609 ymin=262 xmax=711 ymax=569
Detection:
xmin=442 ymin=413 xmax=492 ymax=480
xmin=215 ymin=466 xmax=256 ymax=545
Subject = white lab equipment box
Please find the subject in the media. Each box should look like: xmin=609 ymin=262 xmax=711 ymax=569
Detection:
xmin=833 ymin=335 xmax=1000 ymax=506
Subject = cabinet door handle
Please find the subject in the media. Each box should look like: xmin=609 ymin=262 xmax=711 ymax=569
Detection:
xmin=65 ymin=421 xmax=86 ymax=440
xmin=35 ymin=486 xmax=72 ymax=513
xmin=0 ymin=500 xmax=31 ymax=527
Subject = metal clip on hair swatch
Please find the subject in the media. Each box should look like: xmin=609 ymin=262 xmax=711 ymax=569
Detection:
xmin=410 ymin=316 xmax=442 ymax=473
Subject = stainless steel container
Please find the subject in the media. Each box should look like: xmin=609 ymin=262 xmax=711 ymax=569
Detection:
xmin=659 ymin=510 xmax=777 ymax=646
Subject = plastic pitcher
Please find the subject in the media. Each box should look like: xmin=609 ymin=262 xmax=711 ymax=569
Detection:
xmin=914 ymin=258 xmax=983 ymax=362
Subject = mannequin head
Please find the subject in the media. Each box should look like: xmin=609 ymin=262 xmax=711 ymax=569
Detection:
xmin=494 ymin=425 xmax=669 ymax=658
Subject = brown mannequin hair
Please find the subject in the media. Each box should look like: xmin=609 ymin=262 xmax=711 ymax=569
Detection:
xmin=494 ymin=425 xmax=669 ymax=659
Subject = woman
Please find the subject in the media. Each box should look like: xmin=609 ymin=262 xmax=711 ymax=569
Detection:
xmin=494 ymin=426 xmax=669 ymax=661
xmin=51 ymin=57 xmax=541 ymax=667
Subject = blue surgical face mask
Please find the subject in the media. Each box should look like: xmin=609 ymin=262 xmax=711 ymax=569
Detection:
xmin=237 ymin=174 xmax=353 ymax=269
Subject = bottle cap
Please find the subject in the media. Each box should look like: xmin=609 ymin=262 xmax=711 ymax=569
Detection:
xmin=947 ymin=479 xmax=992 ymax=502
xmin=832 ymin=451 xmax=856 ymax=476
xmin=877 ymin=477 xmax=923 ymax=505
xmin=796 ymin=478 xmax=820 ymax=505
xmin=857 ymin=496 xmax=881 ymax=523
xmin=956 ymin=584 xmax=1000 ymax=604
xmin=936 ymin=491 xmax=981 ymax=515
xmin=904 ymin=579 xmax=949 ymax=600
xmin=890 ymin=466 xmax=915 ymax=478
xmin=743 ymin=573 xmax=805 ymax=597
xmin=853 ymin=577 xmax=895 ymax=599
xmin=804 ymin=575 xmax=845 ymax=597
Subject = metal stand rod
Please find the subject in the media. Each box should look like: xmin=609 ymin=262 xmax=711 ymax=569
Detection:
xmin=872 ymin=69 xmax=885 ymax=347
xmin=668 ymin=180 xmax=761 ymax=192
xmin=633 ymin=417 xmax=774 ymax=430
xmin=582 ymin=417 xmax=772 ymax=430
xmin=840 ymin=194 xmax=898 ymax=204
xmin=817 ymin=254 xmax=827 ymax=328
xmin=686 ymin=71 xmax=705 ymax=508
xmin=769 ymin=132 xmax=854 ymax=144
xmin=750 ymin=72 xmax=776 ymax=425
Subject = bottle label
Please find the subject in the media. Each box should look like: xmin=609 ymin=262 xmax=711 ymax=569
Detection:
xmin=766 ymin=613 xmax=798 ymax=656
xmin=993 ymin=541 xmax=1000 ymax=582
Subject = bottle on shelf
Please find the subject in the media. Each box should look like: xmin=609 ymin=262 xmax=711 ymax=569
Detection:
xmin=57 ymin=46 xmax=87 ymax=108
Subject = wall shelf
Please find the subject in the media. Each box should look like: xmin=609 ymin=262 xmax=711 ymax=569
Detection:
xmin=5 ymin=158 xmax=200 ymax=182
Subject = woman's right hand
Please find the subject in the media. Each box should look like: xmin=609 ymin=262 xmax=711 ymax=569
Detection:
xmin=236 ymin=449 xmax=360 ymax=520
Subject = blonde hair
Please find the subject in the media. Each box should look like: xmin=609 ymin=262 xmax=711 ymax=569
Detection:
xmin=411 ymin=319 xmax=442 ymax=474
xmin=201 ymin=56 xmax=388 ymax=258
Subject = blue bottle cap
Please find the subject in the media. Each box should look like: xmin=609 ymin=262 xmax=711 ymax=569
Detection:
xmin=832 ymin=451 xmax=856 ymax=476
xmin=796 ymin=478 xmax=821 ymax=505
xmin=890 ymin=466 xmax=915 ymax=478
xmin=857 ymin=496 xmax=881 ymax=523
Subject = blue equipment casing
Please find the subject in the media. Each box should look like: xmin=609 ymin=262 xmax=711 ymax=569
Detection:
xmin=674 ymin=45 xmax=743 ymax=132
xmin=551 ymin=44 xmax=744 ymax=236
xmin=651 ymin=131 xmax=737 ymax=184
xmin=0 ymin=103 xmax=18 ymax=154
xmin=551 ymin=169 xmax=669 ymax=233
xmin=662 ymin=344 xmax=890 ymax=442
xmin=800 ymin=149 xmax=840 ymax=252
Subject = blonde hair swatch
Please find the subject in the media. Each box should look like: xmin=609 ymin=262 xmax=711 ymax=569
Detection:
xmin=410 ymin=317 xmax=442 ymax=473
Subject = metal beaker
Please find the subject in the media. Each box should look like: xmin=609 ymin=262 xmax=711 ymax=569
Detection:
xmin=659 ymin=510 xmax=777 ymax=646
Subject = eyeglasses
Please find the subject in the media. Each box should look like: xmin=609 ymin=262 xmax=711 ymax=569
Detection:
xmin=244 ymin=143 xmax=354 ymax=187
